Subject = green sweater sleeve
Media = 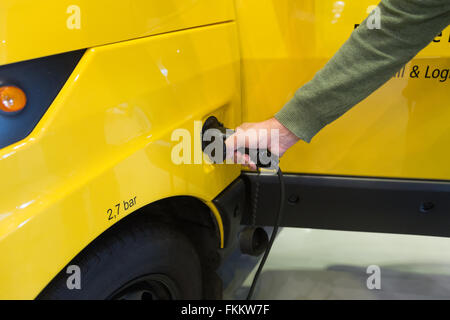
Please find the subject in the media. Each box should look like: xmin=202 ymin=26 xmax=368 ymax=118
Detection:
xmin=275 ymin=0 xmax=450 ymax=143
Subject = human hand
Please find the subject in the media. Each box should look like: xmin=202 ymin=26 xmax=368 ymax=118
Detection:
xmin=224 ymin=117 xmax=300 ymax=170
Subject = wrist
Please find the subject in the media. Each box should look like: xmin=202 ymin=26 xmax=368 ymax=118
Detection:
xmin=271 ymin=117 xmax=299 ymax=142
xmin=268 ymin=117 xmax=300 ymax=155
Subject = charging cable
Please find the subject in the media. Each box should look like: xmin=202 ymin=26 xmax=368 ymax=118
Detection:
xmin=200 ymin=116 xmax=286 ymax=300
xmin=246 ymin=168 xmax=285 ymax=300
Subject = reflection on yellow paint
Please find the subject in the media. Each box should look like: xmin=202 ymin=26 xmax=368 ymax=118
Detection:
xmin=331 ymin=1 xmax=345 ymax=24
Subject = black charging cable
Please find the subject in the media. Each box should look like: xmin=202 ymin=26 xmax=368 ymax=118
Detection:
xmin=246 ymin=168 xmax=285 ymax=300
xmin=200 ymin=116 xmax=286 ymax=299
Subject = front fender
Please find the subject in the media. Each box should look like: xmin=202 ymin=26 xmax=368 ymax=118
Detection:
xmin=0 ymin=22 xmax=240 ymax=299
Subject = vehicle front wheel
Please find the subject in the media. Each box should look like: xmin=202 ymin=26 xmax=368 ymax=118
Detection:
xmin=38 ymin=220 xmax=203 ymax=300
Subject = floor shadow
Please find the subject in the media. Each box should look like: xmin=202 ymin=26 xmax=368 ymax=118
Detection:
xmin=237 ymin=264 xmax=450 ymax=299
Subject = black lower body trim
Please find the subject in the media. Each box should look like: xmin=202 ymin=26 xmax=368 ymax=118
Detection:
xmin=241 ymin=172 xmax=450 ymax=238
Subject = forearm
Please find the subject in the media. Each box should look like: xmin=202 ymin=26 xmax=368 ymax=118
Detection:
xmin=275 ymin=0 xmax=450 ymax=142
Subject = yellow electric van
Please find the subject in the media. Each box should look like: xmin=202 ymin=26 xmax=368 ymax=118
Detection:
xmin=0 ymin=0 xmax=448 ymax=299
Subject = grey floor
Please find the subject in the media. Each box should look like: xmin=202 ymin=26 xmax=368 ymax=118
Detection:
xmin=239 ymin=228 xmax=450 ymax=299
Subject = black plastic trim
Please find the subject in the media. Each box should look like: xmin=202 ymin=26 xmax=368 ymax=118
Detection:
xmin=0 ymin=49 xmax=85 ymax=149
xmin=240 ymin=172 xmax=450 ymax=238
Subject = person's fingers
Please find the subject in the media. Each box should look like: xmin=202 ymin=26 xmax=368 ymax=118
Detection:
xmin=237 ymin=123 xmax=272 ymax=151
xmin=247 ymin=162 xmax=257 ymax=171
xmin=234 ymin=150 xmax=246 ymax=165
xmin=237 ymin=127 xmax=260 ymax=151
xmin=235 ymin=151 xmax=257 ymax=170
xmin=224 ymin=132 xmax=237 ymax=161
xmin=223 ymin=118 xmax=296 ymax=166
xmin=237 ymin=122 xmax=252 ymax=130
xmin=225 ymin=126 xmax=255 ymax=160
xmin=224 ymin=121 xmax=276 ymax=168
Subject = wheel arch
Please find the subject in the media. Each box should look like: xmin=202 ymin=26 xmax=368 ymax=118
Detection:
xmin=37 ymin=195 xmax=224 ymax=299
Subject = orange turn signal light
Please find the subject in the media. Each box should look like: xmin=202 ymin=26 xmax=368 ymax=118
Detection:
xmin=0 ymin=85 xmax=27 ymax=113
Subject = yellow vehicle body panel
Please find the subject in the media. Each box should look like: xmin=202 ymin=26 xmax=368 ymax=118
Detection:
xmin=0 ymin=0 xmax=235 ymax=65
xmin=0 ymin=22 xmax=240 ymax=299
xmin=236 ymin=0 xmax=450 ymax=180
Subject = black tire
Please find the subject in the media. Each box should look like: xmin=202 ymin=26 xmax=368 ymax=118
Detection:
xmin=38 ymin=220 xmax=203 ymax=300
